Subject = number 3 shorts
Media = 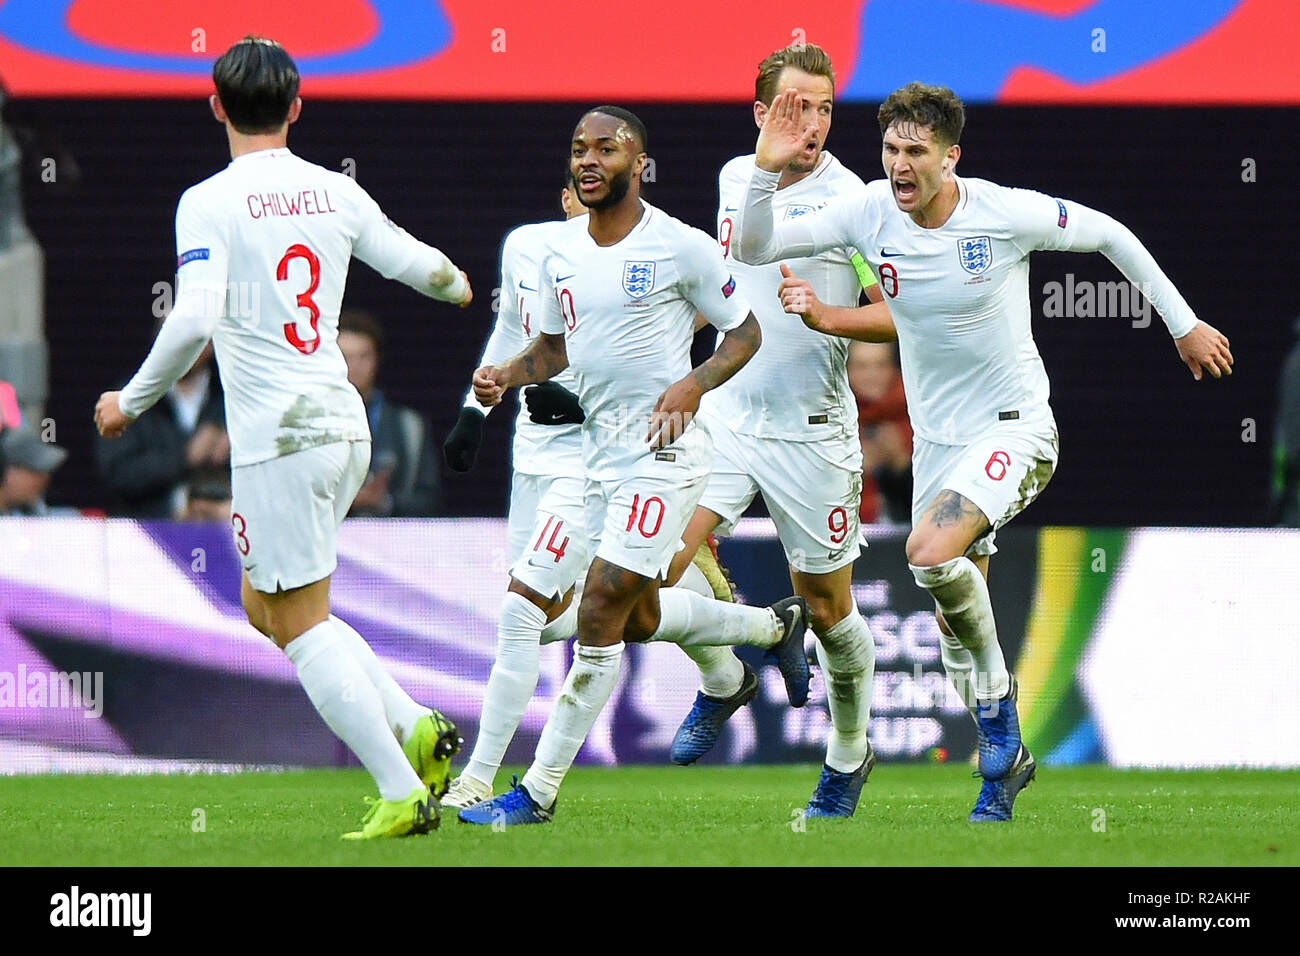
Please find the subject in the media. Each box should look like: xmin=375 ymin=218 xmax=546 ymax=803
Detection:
xmin=230 ymin=439 xmax=370 ymax=593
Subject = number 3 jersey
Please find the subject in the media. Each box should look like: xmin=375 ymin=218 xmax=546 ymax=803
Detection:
xmin=538 ymin=202 xmax=752 ymax=481
xmin=123 ymin=147 xmax=435 ymax=466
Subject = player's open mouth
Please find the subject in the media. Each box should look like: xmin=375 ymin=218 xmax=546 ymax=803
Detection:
xmin=578 ymin=175 xmax=603 ymax=192
xmin=894 ymin=179 xmax=917 ymax=202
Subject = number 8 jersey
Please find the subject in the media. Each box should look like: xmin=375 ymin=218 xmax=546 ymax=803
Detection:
xmin=123 ymin=147 xmax=439 ymax=466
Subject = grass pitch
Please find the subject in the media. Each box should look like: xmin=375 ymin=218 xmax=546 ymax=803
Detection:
xmin=1 ymin=765 xmax=1293 ymax=866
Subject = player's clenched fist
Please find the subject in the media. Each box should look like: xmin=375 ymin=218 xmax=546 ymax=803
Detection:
xmin=646 ymin=376 xmax=703 ymax=450
xmin=777 ymin=263 xmax=825 ymax=330
xmin=472 ymin=365 xmax=505 ymax=406
xmin=453 ymin=270 xmax=473 ymax=308
xmin=94 ymin=391 xmax=134 ymax=438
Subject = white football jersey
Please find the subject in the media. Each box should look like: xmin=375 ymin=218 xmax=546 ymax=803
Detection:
xmin=739 ymin=172 xmax=1198 ymax=445
xmin=703 ymin=152 xmax=867 ymax=442
xmin=464 ymin=220 xmax=583 ymax=478
xmin=538 ymin=202 xmax=751 ymax=480
xmin=168 ymin=148 xmax=433 ymax=466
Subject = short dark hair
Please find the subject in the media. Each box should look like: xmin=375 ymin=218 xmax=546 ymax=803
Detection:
xmin=754 ymin=43 xmax=836 ymax=106
xmin=212 ymin=36 xmax=300 ymax=135
xmin=877 ymin=82 xmax=965 ymax=147
xmin=338 ymin=309 xmax=384 ymax=356
xmin=584 ymin=106 xmax=648 ymax=154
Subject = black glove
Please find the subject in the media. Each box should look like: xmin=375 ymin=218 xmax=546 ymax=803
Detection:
xmin=443 ymin=407 xmax=486 ymax=472
xmin=524 ymin=382 xmax=586 ymax=426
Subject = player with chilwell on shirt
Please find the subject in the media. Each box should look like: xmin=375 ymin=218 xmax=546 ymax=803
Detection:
xmin=737 ymin=81 xmax=1232 ymax=821
xmin=95 ymin=37 xmax=472 ymax=839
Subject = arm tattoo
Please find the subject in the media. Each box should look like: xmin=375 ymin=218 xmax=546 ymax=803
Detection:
xmin=690 ymin=314 xmax=761 ymax=393
xmin=507 ymin=333 xmax=569 ymax=387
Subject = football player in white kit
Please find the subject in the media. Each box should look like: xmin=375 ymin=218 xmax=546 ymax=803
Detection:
xmin=437 ymin=182 xmax=590 ymax=810
xmin=663 ymin=44 xmax=892 ymax=820
xmin=460 ymin=108 xmax=811 ymax=825
xmin=738 ymin=82 xmax=1233 ymax=821
xmin=94 ymin=38 xmax=473 ymax=839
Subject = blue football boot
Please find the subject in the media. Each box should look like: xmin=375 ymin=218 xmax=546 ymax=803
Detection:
xmin=969 ymin=744 xmax=1037 ymax=822
xmin=670 ymin=662 xmax=759 ymax=765
xmin=766 ymin=596 xmax=810 ymax=707
xmin=457 ymin=776 xmax=554 ymax=826
xmin=974 ymin=675 xmax=1022 ymax=780
xmin=804 ymin=744 xmax=876 ymax=818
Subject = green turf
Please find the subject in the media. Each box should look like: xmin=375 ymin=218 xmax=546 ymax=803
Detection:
xmin=1 ymin=765 xmax=1294 ymax=866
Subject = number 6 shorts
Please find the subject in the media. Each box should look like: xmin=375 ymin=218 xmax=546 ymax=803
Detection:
xmin=910 ymin=416 xmax=1060 ymax=558
xmin=584 ymin=425 xmax=713 ymax=581
xmin=230 ymin=439 xmax=371 ymax=594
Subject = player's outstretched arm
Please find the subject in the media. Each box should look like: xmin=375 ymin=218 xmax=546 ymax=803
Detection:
xmin=778 ymin=265 xmax=897 ymax=342
xmin=96 ymin=288 xmax=224 ymax=438
xmin=474 ymin=332 xmax=569 ymax=407
xmin=647 ymin=313 xmax=762 ymax=450
xmin=1029 ymin=197 xmax=1232 ymax=380
xmin=350 ymin=185 xmax=472 ymax=305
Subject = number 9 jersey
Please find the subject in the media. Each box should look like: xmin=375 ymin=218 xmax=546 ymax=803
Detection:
xmin=165 ymin=147 xmax=435 ymax=467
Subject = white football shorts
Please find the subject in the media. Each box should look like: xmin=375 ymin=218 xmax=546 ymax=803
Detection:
xmin=911 ymin=415 xmax=1059 ymax=557
xmin=585 ymin=424 xmax=713 ymax=581
xmin=699 ymin=415 xmax=864 ymax=574
xmin=508 ymin=472 xmax=589 ymax=599
xmin=231 ymin=439 xmax=370 ymax=593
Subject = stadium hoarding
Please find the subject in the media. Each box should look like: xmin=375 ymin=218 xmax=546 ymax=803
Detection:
xmin=0 ymin=518 xmax=1296 ymax=774
xmin=0 ymin=0 xmax=1296 ymax=103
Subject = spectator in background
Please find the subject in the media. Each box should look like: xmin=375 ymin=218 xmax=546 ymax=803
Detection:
xmin=96 ymin=341 xmax=228 ymax=517
xmin=1271 ymin=316 xmax=1300 ymax=526
xmin=0 ymin=427 xmax=67 ymax=516
xmin=847 ymin=341 xmax=913 ymax=524
xmin=182 ymin=465 xmax=232 ymax=523
xmin=338 ymin=309 xmax=441 ymax=516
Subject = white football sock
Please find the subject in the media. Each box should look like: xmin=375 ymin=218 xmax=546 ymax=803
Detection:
xmin=911 ymin=557 xmax=1009 ymax=701
xmin=671 ymin=562 xmax=744 ymax=698
xmin=463 ymin=591 xmax=546 ymax=788
xmin=813 ymin=611 xmax=876 ymax=773
xmin=676 ymin=560 xmax=716 ymax=599
xmin=540 ymin=598 xmax=578 ymax=645
xmin=330 ymin=615 xmax=431 ymax=743
xmin=285 ymin=620 xmax=423 ymax=801
xmin=647 ymin=588 xmax=782 ymax=648
xmin=521 ymin=642 xmax=624 ymax=808
xmin=939 ymin=631 xmax=979 ymax=716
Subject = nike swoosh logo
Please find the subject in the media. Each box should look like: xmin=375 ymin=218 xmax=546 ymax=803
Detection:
xmin=879 ymin=248 xmax=905 ymax=257
xmin=556 ymin=273 xmax=575 ymax=282
xmin=723 ymin=206 xmax=738 ymax=212
xmin=518 ymin=283 xmax=537 ymax=292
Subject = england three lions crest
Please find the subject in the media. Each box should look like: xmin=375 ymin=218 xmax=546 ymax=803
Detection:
xmin=622 ymin=260 xmax=656 ymax=298
xmin=957 ymin=236 xmax=993 ymax=275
